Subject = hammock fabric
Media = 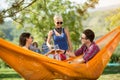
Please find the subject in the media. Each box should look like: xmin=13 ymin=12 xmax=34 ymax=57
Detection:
xmin=0 ymin=26 xmax=120 ymax=80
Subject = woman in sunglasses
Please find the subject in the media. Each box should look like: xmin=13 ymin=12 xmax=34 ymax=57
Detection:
xmin=46 ymin=14 xmax=73 ymax=60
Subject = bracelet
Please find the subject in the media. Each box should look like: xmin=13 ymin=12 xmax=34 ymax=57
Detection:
xmin=63 ymin=50 xmax=66 ymax=54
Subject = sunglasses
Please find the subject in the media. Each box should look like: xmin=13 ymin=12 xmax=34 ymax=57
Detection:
xmin=81 ymin=37 xmax=87 ymax=40
xmin=56 ymin=22 xmax=63 ymax=24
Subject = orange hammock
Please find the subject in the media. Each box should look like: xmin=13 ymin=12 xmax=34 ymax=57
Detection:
xmin=0 ymin=26 xmax=120 ymax=80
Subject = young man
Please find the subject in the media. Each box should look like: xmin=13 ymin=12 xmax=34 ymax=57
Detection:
xmin=66 ymin=29 xmax=100 ymax=63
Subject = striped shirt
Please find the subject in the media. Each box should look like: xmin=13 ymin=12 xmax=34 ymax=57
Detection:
xmin=75 ymin=42 xmax=100 ymax=63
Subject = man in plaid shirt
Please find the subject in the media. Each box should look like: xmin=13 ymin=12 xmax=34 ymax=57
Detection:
xmin=66 ymin=29 xmax=100 ymax=63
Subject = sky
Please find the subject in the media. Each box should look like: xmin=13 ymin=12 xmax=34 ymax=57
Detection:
xmin=70 ymin=0 xmax=120 ymax=8
xmin=96 ymin=0 xmax=120 ymax=8
xmin=0 ymin=0 xmax=120 ymax=10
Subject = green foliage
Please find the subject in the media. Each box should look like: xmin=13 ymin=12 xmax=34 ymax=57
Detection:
xmin=110 ymin=45 xmax=120 ymax=63
xmin=0 ymin=0 xmax=99 ymax=48
xmin=0 ymin=21 xmax=22 ymax=44
xmin=0 ymin=31 xmax=5 ymax=38
xmin=13 ymin=0 xmax=99 ymax=48
xmin=13 ymin=0 xmax=81 ymax=47
xmin=106 ymin=8 xmax=120 ymax=30
xmin=0 ymin=22 xmax=14 ymax=41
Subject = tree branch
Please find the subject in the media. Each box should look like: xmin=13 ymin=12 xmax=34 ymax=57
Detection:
xmin=1 ymin=0 xmax=37 ymax=18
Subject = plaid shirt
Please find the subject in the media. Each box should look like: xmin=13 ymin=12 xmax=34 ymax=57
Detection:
xmin=75 ymin=42 xmax=100 ymax=63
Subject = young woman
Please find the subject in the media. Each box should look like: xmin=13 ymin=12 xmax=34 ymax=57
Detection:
xmin=46 ymin=14 xmax=73 ymax=60
xmin=19 ymin=32 xmax=33 ymax=50
xmin=47 ymin=14 xmax=73 ymax=52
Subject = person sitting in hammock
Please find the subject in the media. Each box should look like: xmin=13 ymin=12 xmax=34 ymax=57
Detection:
xmin=66 ymin=29 xmax=100 ymax=63
xmin=19 ymin=32 xmax=33 ymax=50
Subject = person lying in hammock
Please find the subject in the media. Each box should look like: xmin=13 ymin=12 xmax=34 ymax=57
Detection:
xmin=19 ymin=32 xmax=33 ymax=50
xmin=66 ymin=29 xmax=100 ymax=63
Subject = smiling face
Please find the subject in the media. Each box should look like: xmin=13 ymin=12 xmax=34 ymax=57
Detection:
xmin=53 ymin=14 xmax=63 ymax=28
xmin=54 ymin=19 xmax=63 ymax=28
xmin=80 ymin=29 xmax=95 ymax=46
xmin=80 ymin=33 xmax=88 ymax=45
xmin=19 ymin=32 xmax=33 ymax=47
xmin=26 ymin=36 xmax=33 ymax=45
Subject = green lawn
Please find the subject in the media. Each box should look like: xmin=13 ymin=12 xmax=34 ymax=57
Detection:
xmin=0 ymin=68 xmax=23 ymax=80
xmin=0 ymin=66 xmax=120 ymax=80
xmin=98 ymin=66 xmax=120 ymax=80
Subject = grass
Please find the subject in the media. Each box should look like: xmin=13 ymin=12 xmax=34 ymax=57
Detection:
xmin=98 ymin=66 xmax=120 ymax=80
xmin=0 ymin=66 xmax=120 ymax=80
xmin=0 ymin=68 xmax=23 ymax=80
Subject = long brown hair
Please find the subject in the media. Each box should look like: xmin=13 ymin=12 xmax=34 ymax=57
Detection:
xmin=19 ymin=32 xmax=31 ymax=46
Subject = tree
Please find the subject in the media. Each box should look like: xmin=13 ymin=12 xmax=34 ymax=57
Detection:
xmin=0 ymin=0 xmax=37 ymax=24
xmin=0 ymin=31 xmax=5 ymax=39
xmin=106 ymin=8 xmax=120 ymax=30
xmin=0 ymin=0 xmax=99 ymax=49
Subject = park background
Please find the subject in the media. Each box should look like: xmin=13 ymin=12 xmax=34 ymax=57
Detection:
xmin=0 ymin=0 xmax=120 ymax=80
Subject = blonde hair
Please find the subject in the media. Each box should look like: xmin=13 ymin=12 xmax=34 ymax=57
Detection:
xmin=53 ymin=14 xmax=63 ymax=21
